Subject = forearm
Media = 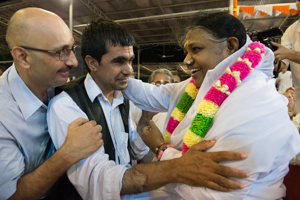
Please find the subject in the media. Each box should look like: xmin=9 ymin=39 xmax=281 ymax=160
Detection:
xmin=286 ymin=49 xmax=300 ymax=64
xmin=8 ymin=147 xmax=76 ymax=200
xmin=121 ymin=158 xmax=178 ymax=194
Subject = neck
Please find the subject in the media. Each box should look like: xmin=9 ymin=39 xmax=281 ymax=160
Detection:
xmin=17 ymin=68 xmax=49 ymax=102
xmin=102 ymin=90 xmax=115 ymax=104
xmin=91 ymin=73 xmax=115 ymax=104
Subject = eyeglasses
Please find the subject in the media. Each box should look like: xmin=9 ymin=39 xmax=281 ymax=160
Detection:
xmin=20 ymin=45 xmax=77 ymax=61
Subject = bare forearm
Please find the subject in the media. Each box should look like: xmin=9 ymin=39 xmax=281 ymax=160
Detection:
xmin=121 ymin=159 xmax=177 ymax=194
xmin=8 ymin=147 xmax=76 ymax=200
xmin=286 ymin=49 xmax=300 ymax=64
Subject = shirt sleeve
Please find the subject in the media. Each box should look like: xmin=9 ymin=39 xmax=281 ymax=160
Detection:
xmin=281 ymin=25 xmax=293 ymax=66
xmin=128 ymin=114 xmax=149 ymax=161
xmin=123 ymin=78 xmax=173 ymax=112
xmin=0 ymin=123 xmax=25 ymax=200
xmin=47 ymin=92 xmax=129 ymax=200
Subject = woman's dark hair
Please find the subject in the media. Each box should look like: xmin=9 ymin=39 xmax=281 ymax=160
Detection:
xmin=81 ymin=18 xmax=135 ymax=72
xmin=184 ymin=12 xmax=246 ymax=49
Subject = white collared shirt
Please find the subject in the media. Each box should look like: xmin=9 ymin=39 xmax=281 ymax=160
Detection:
xmin=47 ymin=73 xmax=148 ymax=200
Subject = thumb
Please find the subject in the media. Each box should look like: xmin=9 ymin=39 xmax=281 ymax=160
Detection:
xmin=191 ymin=140 xmax=216 ymax=151
xmin=68 ymin=117 xmax=89 ymax=129
xmin=149 ymin=120 xmax=155 ymax=127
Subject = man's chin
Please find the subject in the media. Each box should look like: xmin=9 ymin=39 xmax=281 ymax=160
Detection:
xmin=115 ymin=83 xmax=128 ymax=91
xmin=54 ymin=77 xmax=69 ymax=87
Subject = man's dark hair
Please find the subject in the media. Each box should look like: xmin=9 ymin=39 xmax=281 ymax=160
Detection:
xmin=185 ymin=12 xmax=246 ymax=49
xmin=81 ymin=18 xmax=135 ymax=72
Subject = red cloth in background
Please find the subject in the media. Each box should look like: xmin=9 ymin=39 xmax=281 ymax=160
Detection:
xmin=283 ymin=164 xmax=300 ymax=200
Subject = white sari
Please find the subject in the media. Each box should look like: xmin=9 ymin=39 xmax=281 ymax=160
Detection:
xmin=123 ymin=37 xmax=300 ymax=199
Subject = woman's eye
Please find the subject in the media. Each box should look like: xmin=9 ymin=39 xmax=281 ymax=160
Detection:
xmin=192 ymin=47 xmax=201 ymax=51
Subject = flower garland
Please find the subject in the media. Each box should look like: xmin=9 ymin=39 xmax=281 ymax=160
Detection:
xmin=163 ymin=78 xmax=200 ymax=143
xmin=163 ymin=42 xmax=266 ymax=154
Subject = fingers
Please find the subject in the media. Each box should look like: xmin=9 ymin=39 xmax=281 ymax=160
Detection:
xmin=204 ymin=174 xmax=245 ymax=191
xmin=212 ymin=162 xmax=249 ymax=179
xmin=94 ymin=124 xmax=102 ymax=132
xmin=68 ymin=117 xmax=89 ymax=129
xmin=143 ymin=125 xmax=151 ymax=134
xmin=207 ymin=151 xmax=247 ymax=163
xmin=270 ymin=41 xmax=279 ymax=47
xmin=149 ymin=120 xmax=155 ymax=128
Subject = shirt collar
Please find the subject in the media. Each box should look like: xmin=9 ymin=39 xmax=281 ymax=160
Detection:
xmin=84 ymin=73 xmax=125 ymax=105
xmin=8 ymin=63 xmax=47 ymax=120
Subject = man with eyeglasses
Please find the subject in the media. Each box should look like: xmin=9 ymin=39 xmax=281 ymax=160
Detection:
xmin=47 ymin=18 xmax=249 ymax=199
xmin=0 ymin=8 xmax=103 ymax=200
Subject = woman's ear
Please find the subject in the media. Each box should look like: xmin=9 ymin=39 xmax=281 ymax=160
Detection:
xmin=11 ymin=47 xmax=30 ymax=69
xmin=227 ymin=37 xmax=239 ymax=54
xmin=85 ymin=55 xmax=98 ymax=72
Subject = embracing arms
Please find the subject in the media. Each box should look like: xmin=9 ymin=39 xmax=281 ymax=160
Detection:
xmin=8 ymin=118 xmax=103 ymax=200
xmin=121 ymin=121 xmax=248 ymax=195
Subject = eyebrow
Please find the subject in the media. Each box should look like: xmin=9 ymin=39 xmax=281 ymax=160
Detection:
xmin=112 ymin=55 xmax=135 ymax=62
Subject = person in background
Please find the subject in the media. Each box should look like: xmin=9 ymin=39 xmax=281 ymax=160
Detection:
xmin=271 ymin=0 xmax=300 ymax=114
xmin=284 ymin=91 xmax=295 ymax=118
xmin=131 ymin=68 xmax=174 ymax=133
xmin=47 ymin=18 xmax=249 ymax=200
xmin=173 ymin=73 xmax=182 ymax=83
xmin=131 ymin=69 xmax=174 ymax=163
xmin=286 ymin=86 xmax=295 ymax=98
xmin=276 ymin=66 xmax=293 ymax=93
xmin=0 ymin=8 xmax=103 ymax=200
xmin=124 ymin=12 xmax=300 ymax=199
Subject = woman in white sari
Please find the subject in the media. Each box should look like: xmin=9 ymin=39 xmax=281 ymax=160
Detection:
xmin=124 ymin=12 xmax=300 ymax=199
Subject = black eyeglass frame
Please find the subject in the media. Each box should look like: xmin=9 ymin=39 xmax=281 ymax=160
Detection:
xmin=19 ymin=45 xmax=77 ymax=61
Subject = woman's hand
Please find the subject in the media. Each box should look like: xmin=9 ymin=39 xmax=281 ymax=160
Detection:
xmin=142 ymin=120 xmax=164 ymax=153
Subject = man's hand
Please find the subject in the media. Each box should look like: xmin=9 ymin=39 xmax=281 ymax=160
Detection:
xmin=61 ymin=117 xmax=103 ymax=163
xmin=136 ymin=110 xmax=156 ymax=136
xmin=271 ymin=41 xmax=292 ymax=61
xmin=174 ymin=140 xmax=249 ymax=191
xmin=142 ymin=120 xmax=164 ymax=152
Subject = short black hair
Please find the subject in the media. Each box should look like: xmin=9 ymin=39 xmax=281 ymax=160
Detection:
xmin=81 ymin=18 xmax=135 ymax=72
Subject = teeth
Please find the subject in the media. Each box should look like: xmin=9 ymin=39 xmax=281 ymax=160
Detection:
xmin=191 ymin=69 xmax=199 ymax=73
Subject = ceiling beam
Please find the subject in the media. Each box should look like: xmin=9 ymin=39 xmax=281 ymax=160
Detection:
xmin=74 ymin=7 xmax=228 ymax=28
xmin=0 ymin=15 xmax=9 ymax=26
xmin=0 ymin=0 xmax=48 ymax=11
xmin=79 ymin=0 xmax=110 ymax=20
xmin=134 ymin=33 xmax=169 ymax=38
xmin=105 ymin=0 xmax=223 ymax=15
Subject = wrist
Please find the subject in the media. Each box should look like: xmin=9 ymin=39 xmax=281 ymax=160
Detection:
xmin=155 ymin=141 xmax=174 ymax=161
xmin=56 ymin=145 xmax=79 ymax=165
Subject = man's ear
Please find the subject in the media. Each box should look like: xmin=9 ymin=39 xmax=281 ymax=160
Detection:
xmin=227 ymin=37 xmax=239 ymax=54
xmin=85 ymin=55 xmax=98 ymax=72
xmin=11 ymin=47 xmax=30 ymax=69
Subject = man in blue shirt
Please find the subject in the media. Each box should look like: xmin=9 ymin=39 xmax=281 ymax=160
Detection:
xmin=0 ymin=8 xmax=103 ymax=200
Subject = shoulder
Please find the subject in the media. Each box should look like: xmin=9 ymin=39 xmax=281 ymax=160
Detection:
xmin=49 ymin=91 xmax=75 ymax=110
xmin=285 ymin=20 xmax=300 ymax=33
xmin=0 ymin=73 xmax=13 ymax=114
